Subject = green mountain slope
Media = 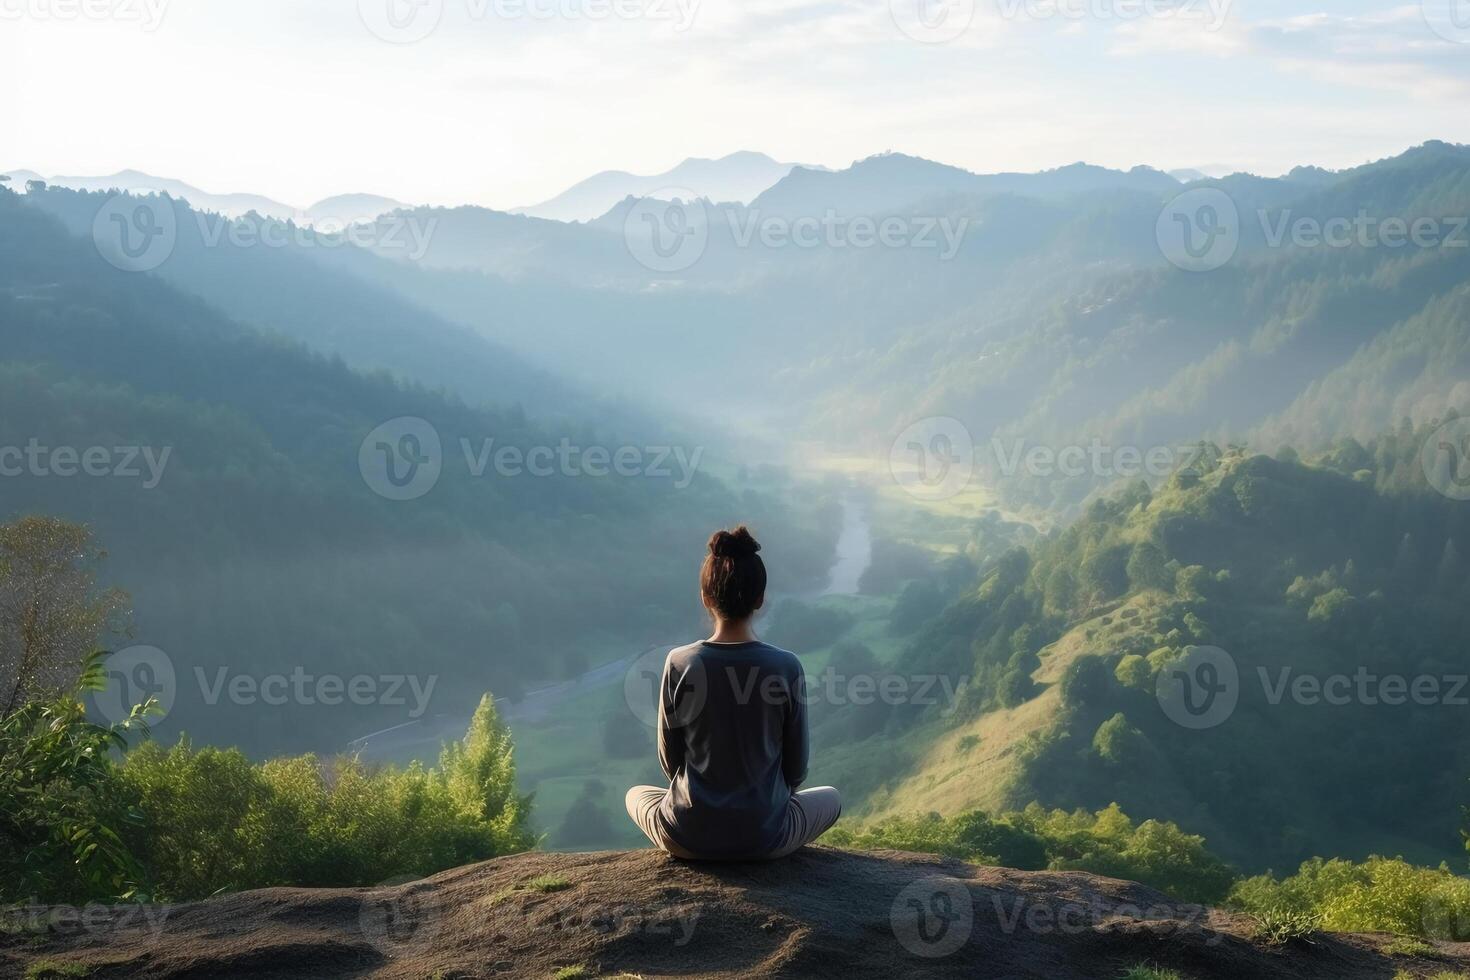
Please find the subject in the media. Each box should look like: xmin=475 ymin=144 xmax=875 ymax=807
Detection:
xmin=0 ymin=188 xmax=834 ymax=755
xmin=851 ymin=432 xmax=1470 ymax=872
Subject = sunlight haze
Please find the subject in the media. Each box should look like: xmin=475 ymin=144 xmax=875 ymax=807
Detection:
xmin=5 ymin=0 xmax=1469 ymax=207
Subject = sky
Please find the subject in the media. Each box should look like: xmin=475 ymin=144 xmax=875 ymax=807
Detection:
xmin=3 ymin=0 xmax=1469 ymax=210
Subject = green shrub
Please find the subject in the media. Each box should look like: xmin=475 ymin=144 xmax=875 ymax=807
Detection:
xmin=1014 ymin=803 xmax=1236 ymax=905
xmin=1230 ymin=857 xmax=1470 ymax=941
xmin=1252 ymin=906 xmax=1319 ymax=945
xmin=831 ymin=802 xmax=1233 ymax=904
xmin=0 ymin=653 xmax=153 ymax=904
xmin=118 ymin=695 xmax=534 ymax=899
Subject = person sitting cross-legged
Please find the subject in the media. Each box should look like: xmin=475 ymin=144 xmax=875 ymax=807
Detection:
xmin=625 ymin=525 xmax=841 ymax=861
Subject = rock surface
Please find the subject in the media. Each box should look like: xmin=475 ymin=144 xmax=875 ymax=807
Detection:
xmin=5 ymin=848 xmax=1468 ymax=979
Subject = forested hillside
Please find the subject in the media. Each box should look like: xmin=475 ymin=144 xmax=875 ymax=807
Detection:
xmin=0 ymin=188 xmax=835 ymax=755
xmin=270 ymin=142 xmax=1470 ymax=514
xmin=18 ymin=186 xmax=641 ymax=426
xmin=852 ymin=428 xmax=1470 ymax=871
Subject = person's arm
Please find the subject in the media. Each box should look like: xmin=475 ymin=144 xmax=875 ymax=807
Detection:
xmin=782 ymin=662 xmax=809 ymax=789
xmin=657 ymin=653 xmax=685 ymax=782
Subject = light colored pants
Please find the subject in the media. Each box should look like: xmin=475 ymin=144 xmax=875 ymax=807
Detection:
xmin=625 ymin=785 xmax=842 ymax=860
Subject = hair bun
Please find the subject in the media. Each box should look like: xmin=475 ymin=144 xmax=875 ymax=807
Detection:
xmin=709 ymin=525 xmax=761 ymax=559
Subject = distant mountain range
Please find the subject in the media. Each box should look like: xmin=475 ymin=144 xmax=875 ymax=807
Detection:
xmin=511 ymin=151 xmax=818 ymax=222
xmin=13 ymin=143 xmax=1467 ymax=486
xmin=2 ymin=151 xmax=1204 ymax=231
xmin=0 ymin=169 xmax=407 ymax=227
xmin=749 ymin=152 xmax=1181 ymax=216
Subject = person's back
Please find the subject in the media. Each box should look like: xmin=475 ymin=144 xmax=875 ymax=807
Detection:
xmin=625 ymin=526 xmax=841 ymax=861
xmin=659 ymin=638 xmax=806 ymax=857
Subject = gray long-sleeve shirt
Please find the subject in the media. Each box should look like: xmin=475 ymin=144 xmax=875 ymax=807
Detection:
xmin=655 ymin=639 xmax=808 ymax=858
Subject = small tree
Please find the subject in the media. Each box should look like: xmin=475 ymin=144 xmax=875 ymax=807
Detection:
xmin=0 ymin=517 xmax=128 ymax=717
xmin=441 ymin=694 xmax=534 ymax=850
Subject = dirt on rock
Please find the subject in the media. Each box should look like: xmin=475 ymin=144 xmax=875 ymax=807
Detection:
xmin=4 ymin=847 xmax=1468 ymax=979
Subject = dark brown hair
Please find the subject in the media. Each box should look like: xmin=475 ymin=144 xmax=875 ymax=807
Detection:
xmin=700 ymin=525 xmax=766 ymax=621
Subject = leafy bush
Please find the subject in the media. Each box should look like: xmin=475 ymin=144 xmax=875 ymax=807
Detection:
xmin=0 ymin=653 xmax=153 ymax=903
xmin=0 ymin=516 xmax=533 ymax=904
xmin=1013 ymin=803 xmax=1236 ymax=905
xmin=118 ymin=695 xmax=534 ymax=899
xmin=1230 ymin=857 xmax=1470 ymax=941
xmin=830 ymin=802 xmax=1234 ymax=904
